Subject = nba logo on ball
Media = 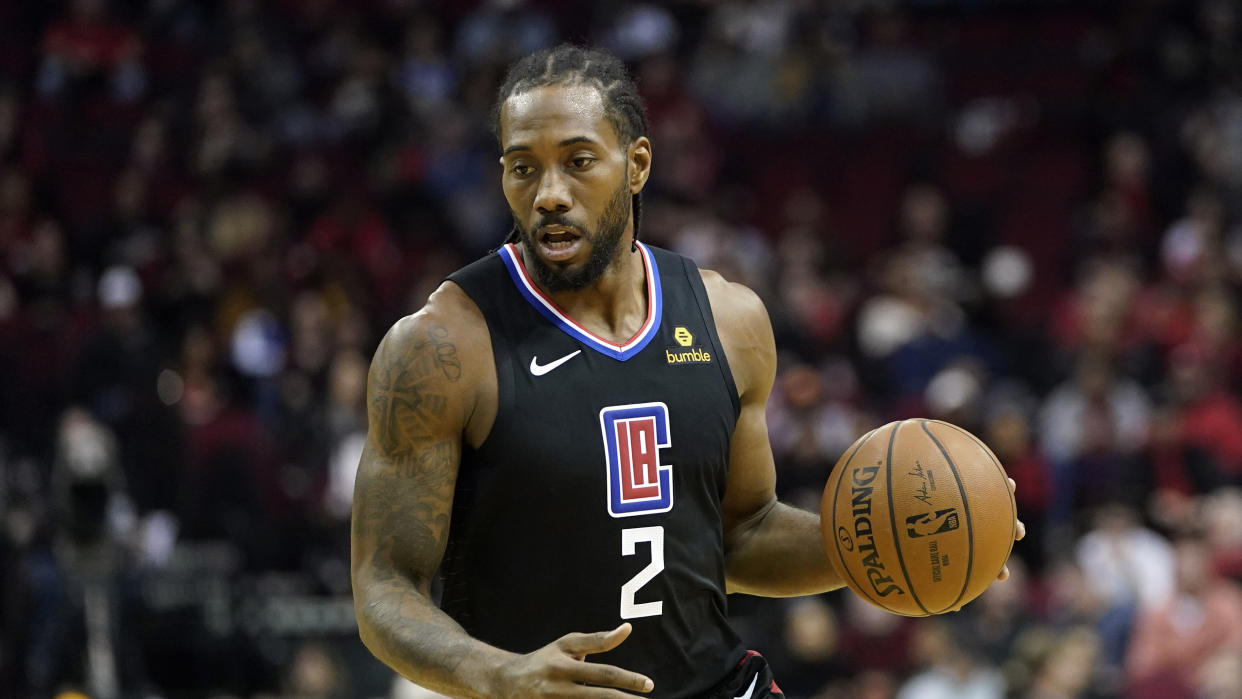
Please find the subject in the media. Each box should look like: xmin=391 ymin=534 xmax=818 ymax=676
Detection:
xmin=600 ymin=402 xmax=674 ymax=518
xmin=906 ymin=508 xmax=960 ymax=538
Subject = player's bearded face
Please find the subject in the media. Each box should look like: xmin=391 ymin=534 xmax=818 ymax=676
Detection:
xmin=515 ymin=177 xmax=631 ymax=292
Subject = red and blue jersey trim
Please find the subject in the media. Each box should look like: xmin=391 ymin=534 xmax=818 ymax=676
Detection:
xmin=498 ymin=242 xmax=663 ymax=361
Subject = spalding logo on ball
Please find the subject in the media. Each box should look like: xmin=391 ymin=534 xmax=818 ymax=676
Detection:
xmin=821 ymin=419 xmax=1017 ymax=617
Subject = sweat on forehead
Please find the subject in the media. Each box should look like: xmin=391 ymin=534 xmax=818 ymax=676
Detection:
xmin=499 ymin=84 xmax=619 ymax=147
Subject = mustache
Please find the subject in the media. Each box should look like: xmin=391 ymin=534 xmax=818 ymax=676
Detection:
xmin=533 ymin=212 xmax=585 ymax=234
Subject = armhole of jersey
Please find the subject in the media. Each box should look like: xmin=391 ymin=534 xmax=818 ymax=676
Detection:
xmin=442 ymin=275 xmax=514 ymax=454
xmin=682 ymin=257 xmax=742 ymax=419
xmin=486 ymin=325 xmax=516 ymax=452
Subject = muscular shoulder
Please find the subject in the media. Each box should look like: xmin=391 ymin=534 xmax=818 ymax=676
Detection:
xmin=367 ymin=281 xmax=495 ymax=450
xmin=699 ymin=269 xmax=776 ymax=402
xmin=381 ymin=282 xmax=489 ymax=354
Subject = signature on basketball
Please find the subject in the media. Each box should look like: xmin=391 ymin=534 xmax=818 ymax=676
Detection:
xmin=908 ymin=461 xmax=936 ymax=507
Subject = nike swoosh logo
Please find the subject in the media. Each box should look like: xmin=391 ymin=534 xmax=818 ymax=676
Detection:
xmin=529 ymin=350 xmax=581 ymax=376
xmin=734 ymin=674 xmax=758 ymax=699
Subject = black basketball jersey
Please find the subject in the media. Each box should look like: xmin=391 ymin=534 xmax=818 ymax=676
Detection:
xmin=442 ymin=242 xmax=746 ymax=698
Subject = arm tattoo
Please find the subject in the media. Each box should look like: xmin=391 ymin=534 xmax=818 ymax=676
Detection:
xmin=426 ymin=325 xmax=462 ymax=381
xmin=353 ymin=319 xmax=481 ymax=685
xmin=359 ymin=321 xmax=464 ymax=579
xmin=356 ymin=437 xmax=469 ymax=677
xmin=368 ymin=325 xmax=461 ymax=458
xmin=355 ymin=439 xmax=457 ymax=578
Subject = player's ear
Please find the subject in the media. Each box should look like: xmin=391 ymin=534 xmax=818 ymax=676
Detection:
xmin=628 ymin=137 xmax=652 ymax=194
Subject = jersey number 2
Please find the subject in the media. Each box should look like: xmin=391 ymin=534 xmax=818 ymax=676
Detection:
xmin=621 ymin=526 xmax=664 ymax=619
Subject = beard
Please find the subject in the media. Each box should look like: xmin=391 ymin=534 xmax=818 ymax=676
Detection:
xmin=515 ymin=180 xmax=631 ymax=293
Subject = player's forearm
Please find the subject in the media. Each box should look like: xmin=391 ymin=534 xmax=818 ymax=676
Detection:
xmin=354 ymin=570 xmax=514 ymax=698
xmin=723 ymin=502 xmax=845 ymax=597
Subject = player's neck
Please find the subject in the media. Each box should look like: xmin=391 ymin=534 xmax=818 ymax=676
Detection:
xmin=526 ymin=239 xmax=649 ymax=346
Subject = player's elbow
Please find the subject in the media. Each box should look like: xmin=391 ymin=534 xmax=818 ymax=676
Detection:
xmin=723 ymin=574 xmax=755 ymax=597
xmin=356 ymin=617 xmax=382 ymax=660
xmin=351 ymin=566 xmax=394 ymax=656
xmin=351 ymin=563 xmax=432 ymax=657
xmin=353 ymin=587 xmax=383 ymax=654
xmin=354 ymin=587 xmax=404 ymax=670
xmin=722 ymin=551 xmax=768 ymax=596
xmin=357 ymin=626 xmax=390 ymax=670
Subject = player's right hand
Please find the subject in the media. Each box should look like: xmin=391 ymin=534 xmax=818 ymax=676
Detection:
xmin=491 ymin=622 xmax=655 ymax=697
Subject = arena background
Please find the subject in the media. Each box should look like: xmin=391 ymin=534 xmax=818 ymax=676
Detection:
xmin=2 ymin=0 xmax=1242 ymax=697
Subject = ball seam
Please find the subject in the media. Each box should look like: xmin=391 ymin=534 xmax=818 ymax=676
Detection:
xmin=920 ymin=419 xmax=975 ymax=613
xmin=887 ymin=420 xmax=931 ymax=616
xmin=930 ymin=420 xmax=1018 ymax=571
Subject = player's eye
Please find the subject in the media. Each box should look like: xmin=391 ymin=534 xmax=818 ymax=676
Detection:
xmin=569 ymin=156 xmax=596 ymax=169
xmin=510 ymin=164 xmax=533 ymax=177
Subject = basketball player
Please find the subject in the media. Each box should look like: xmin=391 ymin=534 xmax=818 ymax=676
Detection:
xmin=351 ymin=45 xmax=1024 ymax=698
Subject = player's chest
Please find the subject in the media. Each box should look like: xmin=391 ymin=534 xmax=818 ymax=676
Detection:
xmin=490 ymin=329 xmax=737 ymax=509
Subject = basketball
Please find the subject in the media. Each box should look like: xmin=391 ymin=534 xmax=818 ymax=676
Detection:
xmin=821 ymin=419 xmax=1017 ymax=617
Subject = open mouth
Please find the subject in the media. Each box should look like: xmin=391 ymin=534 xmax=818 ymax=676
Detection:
xmin=539 ymin=226 xmax=581 ymax=247
xmin=537 ymin=226 xmax=583 ymax=260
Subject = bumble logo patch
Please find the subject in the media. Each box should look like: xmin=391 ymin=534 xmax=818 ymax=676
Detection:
xmin=666 ymin=326 xmax=712 ymax=365
xmin=674 ymin=327 xmax=694 ymax=347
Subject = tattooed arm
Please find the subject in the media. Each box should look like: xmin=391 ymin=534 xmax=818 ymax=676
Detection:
xmin=351 ymin=283 xmax=654 ymax=698
xmin=351 ymin=282 xmax=507 ymax=695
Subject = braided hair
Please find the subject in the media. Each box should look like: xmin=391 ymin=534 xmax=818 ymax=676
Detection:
xmin=493 ymin=45 xmax=649 ymax=251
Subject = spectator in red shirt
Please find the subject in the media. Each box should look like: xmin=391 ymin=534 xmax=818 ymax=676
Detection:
xmin=1126 ymin=536 xmax=1242 ymax=698
xmin=37 ymin=0 xmax=144 ymax=101
xmin=1151 ymin=342 xmax=1242 ymax=494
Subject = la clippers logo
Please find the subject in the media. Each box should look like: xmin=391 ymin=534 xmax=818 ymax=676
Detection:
xmin=600 ymin=402 xmax=673 ymax=518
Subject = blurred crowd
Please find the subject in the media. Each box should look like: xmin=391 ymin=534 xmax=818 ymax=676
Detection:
xmin=2 ymin=0 xmax=1242 ymax=697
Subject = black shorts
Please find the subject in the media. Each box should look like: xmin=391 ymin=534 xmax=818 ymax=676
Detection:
xmin=704 ymin=650 xmax=784 ymax=699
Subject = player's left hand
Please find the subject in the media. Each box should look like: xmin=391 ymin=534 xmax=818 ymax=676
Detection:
xmin=997 ymin=477 xmax=1025 ymax=582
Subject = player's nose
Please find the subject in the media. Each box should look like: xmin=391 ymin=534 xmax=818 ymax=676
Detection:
xmin=534 ymin=169 xmax=572 ymax=214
